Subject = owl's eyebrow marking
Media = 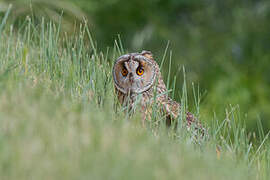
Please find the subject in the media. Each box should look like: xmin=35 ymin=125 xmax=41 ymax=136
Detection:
xmin=123 ymin=61 xmax=130 ymax=71
xmin=122 ymin=61 xmax=127 ymax=67
xmin=133 ymin=59 xmax=145 ymax=69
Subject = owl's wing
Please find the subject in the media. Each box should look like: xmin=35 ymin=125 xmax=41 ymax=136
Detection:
xmin=160 ymin=97 xmax=206 ymax=136
xmin=163 ymin=98 xmax=180 ymax=119
xmin=186 ymin=112 xmax=207 ymax=137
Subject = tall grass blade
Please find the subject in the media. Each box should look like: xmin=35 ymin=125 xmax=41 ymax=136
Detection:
xmin=0 ymin=4 xmax=12 ymax=39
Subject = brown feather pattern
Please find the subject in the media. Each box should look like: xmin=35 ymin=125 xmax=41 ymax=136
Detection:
xmin=113 ymin=51 xmax=206 ymax=135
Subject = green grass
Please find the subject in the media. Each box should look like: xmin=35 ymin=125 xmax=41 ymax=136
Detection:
xmin=0 ymin=14 xmax=269 ymax=179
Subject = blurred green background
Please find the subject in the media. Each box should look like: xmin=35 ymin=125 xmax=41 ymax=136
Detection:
xmin=1 ymin=0 xmax=270 ymax=132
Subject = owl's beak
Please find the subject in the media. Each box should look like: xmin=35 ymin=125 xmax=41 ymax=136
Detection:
xmin=128 ymin=72 xmax=134 ymax=83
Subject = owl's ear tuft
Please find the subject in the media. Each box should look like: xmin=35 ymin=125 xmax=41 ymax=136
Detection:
xmin=141 ymin=50 xmax=153 ymax=59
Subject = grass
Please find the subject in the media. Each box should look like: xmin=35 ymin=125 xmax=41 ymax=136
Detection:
xmin=0 ymin=12 xmax=269 ymax=179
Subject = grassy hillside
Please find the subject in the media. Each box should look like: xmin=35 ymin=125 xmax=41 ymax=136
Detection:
xmin=0 ymin=15 xmax=269 ymax=179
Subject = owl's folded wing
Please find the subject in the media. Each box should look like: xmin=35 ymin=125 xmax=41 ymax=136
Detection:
xmin=160 ymin=97 xmax=207 ymax=136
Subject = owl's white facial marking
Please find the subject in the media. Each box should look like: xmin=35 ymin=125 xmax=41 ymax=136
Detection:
xmin=113 ymin=52 xmax=156 ymax=94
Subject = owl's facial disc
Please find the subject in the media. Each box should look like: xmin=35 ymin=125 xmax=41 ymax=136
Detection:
xmin=113 ymin=54 xmax=156 ymax=94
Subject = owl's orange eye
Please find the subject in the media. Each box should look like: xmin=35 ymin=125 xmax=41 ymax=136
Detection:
xmin=121 ymin=68 xmax=128 ymax=76
xmin=136 ymin=68 xmax=144 ymax=76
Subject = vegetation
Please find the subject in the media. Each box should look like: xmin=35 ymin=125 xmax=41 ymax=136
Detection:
xmin=0 ymin=8 xmax=270 ymax=179
xmin=1 ymin=0 xmax=270 ymax=132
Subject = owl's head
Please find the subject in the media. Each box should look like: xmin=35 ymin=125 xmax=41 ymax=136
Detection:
xmin=113 ymin=51 xmax=157 ymax=94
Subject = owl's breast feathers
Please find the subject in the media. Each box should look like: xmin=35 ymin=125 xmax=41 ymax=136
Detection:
xmin=115 ymin=86 xmax=206 ymax=136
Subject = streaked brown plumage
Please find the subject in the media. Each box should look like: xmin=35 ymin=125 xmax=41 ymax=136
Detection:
xmin=113 ymin=50 xmax=205 ymax=134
